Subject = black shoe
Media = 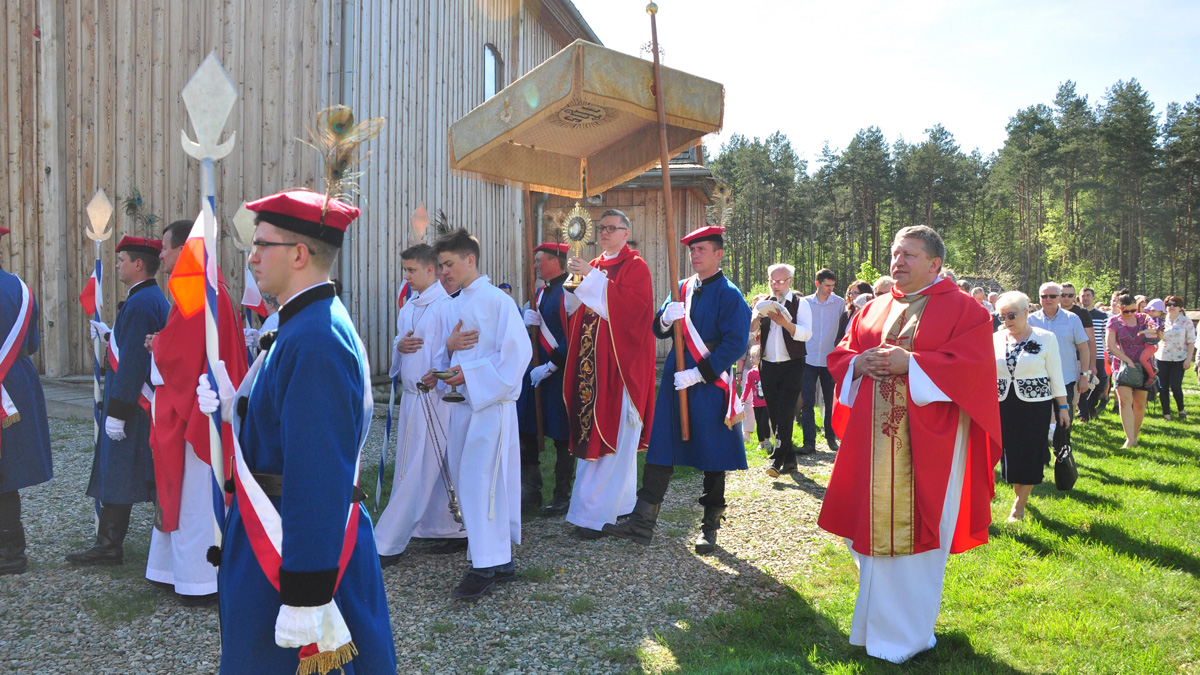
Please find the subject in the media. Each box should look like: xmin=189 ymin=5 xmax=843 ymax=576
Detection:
xmin=765 ymin=463 xmax=797 ymax=478
xmin=379 ymin=553 xmax=403 ymax=568
xmin=694 ymin=505 xmax=726 ymax=555
xmin=796 ymin=445 xmax=816 ymax=456
xmin=176 ymin=592 xmax=219 ymax=607
xmin=66 ymin=503 xmax=131 ymax=566
xmin=425 ymin=538 xmax=468 ymax=555
xmin=494 ymin=568 xmax=517 ymax=583
xmin=541 ymin=499 xmax=570 ymax=516
xmin=451 ymin=571 xmax=499 ymax=599
xmin=825 ymin=437 xmax=839 ymax=453
xmin=602 ymin=498 xmax=660 ymax=546
xmin=574 ymin=526 xmax=605 ymax=540
xmin=0 ymin=526 xmax=28 ymax=576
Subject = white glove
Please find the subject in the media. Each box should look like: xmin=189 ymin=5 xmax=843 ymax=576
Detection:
xmin=523 ymin=309 xmax=543 ymax=327
xmin=673 ymin=367 xmax=704 ymax=390
xmin=274 ymin=604 xmax=324 ymax=649
xmin=662 ymin=302 xmax=686 ymax=324
xmin=195 ymin=360 xmax=236 ymax=420
xmin=89 ymin=320 xmax=111 ymax=340
xmin=104 ymin=416 xmax=126 ymax=441
xmin=530 ymin=362 xmax=558 ymax=387
xmin=244 ymin=328 xmax=260 ymax=347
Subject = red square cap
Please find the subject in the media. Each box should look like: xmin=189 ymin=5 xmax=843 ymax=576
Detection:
xmin=246 ymin=189 xmax=360 ymax=247
xmin=680 ymin=225 xmax=725 ymax=247
xmin=115 ymin=236 xmax=163 ymax=255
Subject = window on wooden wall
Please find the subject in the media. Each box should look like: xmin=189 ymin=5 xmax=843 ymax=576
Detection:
xmin=484 ymin=44 xmax=504 ymax=100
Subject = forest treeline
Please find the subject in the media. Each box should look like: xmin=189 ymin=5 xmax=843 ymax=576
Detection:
xmin=712 ymin=79 xmax=1200 ymax=302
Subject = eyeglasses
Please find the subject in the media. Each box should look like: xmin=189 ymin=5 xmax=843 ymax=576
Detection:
xmin=251 ymin=239 xmax=303 ymax=255
xmin=1167 ymin=303 xmax=1182 ymax=308
xmin=1001 ymin=312 xmax=1021 ymax=321
xmin=1040 ymin=294 xmax=1058 ymax=299
xmin=1121 ymin=309 xmax=1136 ymax=315
xmin=1061 ymin=293 xmax=1075 ymax=298
xmin=596 ymin=225 xmax=628 ymax=234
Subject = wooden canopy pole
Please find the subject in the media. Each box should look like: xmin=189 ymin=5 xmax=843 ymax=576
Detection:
xmin=524 ymin=190 xmax=546 ymax=455
xmin=648 ymin=2 xmax=690 ymax=440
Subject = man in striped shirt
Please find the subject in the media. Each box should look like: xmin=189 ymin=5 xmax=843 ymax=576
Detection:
xmin=1079 ymin=287 xmax=1110 ymax=421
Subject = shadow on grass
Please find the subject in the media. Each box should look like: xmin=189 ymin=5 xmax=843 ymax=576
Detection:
xmin=768 ymin=471 xmax=828 ymax=502
xmin=645 ymin=542 xmax=1023 ymax=674
xmin=1028 ymin=504 xmax=1200 ymax=578
xmin=1077 ymin=464 xmax=1200 ymax=500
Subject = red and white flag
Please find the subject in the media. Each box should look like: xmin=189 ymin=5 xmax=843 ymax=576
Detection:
xmin=78 ymin=267 xmax=103 ymax=316
xmin=241 ymin=269 xmax=269 ymax=318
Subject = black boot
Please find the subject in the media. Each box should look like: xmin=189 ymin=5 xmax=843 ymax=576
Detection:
xmin=541 ymin=443 xmax=574 ymax=516
xmin=66 ymin=503 xmax=132 ymax=566
xmin=0 ymin=526 xmax=27 ymax=576
xmin=520 ymin=464 xmax=544 ymax=511
xmin=694 ymin=505 xmax=726 ymax=555
xmin=601 ymin=498 xmax=660 ymax=545
xmin=766 ymin=447 xmax=797 ymax=477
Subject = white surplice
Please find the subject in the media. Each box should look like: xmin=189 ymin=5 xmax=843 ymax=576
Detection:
xmin=564 ymin=263 xmax=640 ymax=531
xmin=374 ymin=283 xmax=465 ymax=556
xmin=446 ymin=275 xmax=532 ymax=569
xmin=145 ymin=441 xmax=218 ymax=595
xmin=837 ymin=335 xmax=966 ymax=663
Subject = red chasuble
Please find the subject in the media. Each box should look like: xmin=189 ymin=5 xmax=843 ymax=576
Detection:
xmin=562 ymin=245 xmax=657 ymax=461
xmin=819 ymin=278 xmax=1001 ymax=556
xmin=150 ymin=273 xmax=249 ymax=532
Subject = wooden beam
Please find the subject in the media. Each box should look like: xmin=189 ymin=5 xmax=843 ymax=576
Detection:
xmin=37 ymin=0 xmax=70 ymax=377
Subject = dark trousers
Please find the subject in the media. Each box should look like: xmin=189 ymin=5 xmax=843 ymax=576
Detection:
xmin=1064 ymin=382 xmax=1076 ymax=422
xmin=752 ymin=406 xmax=771 ymax=442
xmin=0 ymin=491 xmax=20 ymax=530
xmin=1081 ymin=369 xmax=1108 ymax=419
xmin=760 ymin=358 xmax=804 ymax=458
xmin=519 ymin=433 xmax=568 ymax=466
xmin=638 ymin=463 xmax=726 ymax=508
xmin=800 ymin=364 xmax=835 ymax=449
xmin=1158 ymin=360 xmax=1187 ymax=414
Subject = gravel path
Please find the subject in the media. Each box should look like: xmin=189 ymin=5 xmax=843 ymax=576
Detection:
xmin=0 ymin=414 xmax=838 ymax=674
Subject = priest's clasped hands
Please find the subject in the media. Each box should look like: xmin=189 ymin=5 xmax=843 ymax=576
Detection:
xmin=565 ymin=256 xmax=596 ymax=277
xmin=854 ymin=344 xmax=911 ymax=380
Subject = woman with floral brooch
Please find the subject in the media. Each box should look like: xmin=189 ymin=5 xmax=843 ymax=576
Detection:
xmin=993 ymin=291 xmax=1070 ymax=522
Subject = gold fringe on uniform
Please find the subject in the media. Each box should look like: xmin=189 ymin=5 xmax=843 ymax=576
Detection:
xmin=1 ymin=412 xmax=18 ymax=428
xmin=295 ymin=642 xmax=358 ymax=675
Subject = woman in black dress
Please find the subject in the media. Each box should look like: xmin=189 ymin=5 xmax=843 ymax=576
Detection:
xmin=993 ymin=291 xmax=1071 ymax=521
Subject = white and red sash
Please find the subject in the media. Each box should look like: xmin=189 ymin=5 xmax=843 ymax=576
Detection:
xmin=228 ymin=335 xmax=374 ymax=668
xmin=534 ymin=285 xmax=567 ymax=354
xmin=0 ymin=278 xmax=33 ymax=435
xmin=106 ymin=327 xmax=155 ymax=418
xmin=680 ymin=276 xmax=744 ymax=429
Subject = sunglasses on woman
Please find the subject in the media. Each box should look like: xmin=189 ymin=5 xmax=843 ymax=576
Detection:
xmin=1121 ymin=309 xmax=1136 ymax=315
xmin=1001 ymin=312 xmax=1021 ymax=321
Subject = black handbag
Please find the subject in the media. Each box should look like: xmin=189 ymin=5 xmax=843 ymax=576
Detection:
xmin=1115 ymin=363 xmax=1146 ymax=389
xmin=1053 ymin=423 xmax=1078 ymax=491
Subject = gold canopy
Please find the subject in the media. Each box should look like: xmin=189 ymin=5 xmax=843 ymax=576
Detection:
xmin=449 ymin=39 xmax=724 ymax=198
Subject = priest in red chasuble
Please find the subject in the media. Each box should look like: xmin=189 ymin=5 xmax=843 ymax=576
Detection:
xmin=146 ymin=219 xmax=249 ymax=602
xmin=817 ymin=225 xmax=1001 ymax=663
xmin=561 ymin=209 xmax=657 ymax=539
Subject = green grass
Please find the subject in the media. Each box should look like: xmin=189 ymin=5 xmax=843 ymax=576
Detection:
xmin=82 ymin=585 xmax=159 ymax=625
xmin=570 ymin=595 xmax=597 ymax=614
xmin=516 ymin=565 xmax=555 ymax=583
xmin=639 ymin=390 xmax=1200 ymax=674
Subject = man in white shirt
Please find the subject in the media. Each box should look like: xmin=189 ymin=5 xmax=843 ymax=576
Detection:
xmin=800 ymin=269 xmax=842 ymax=454
xmin=756 ymin=263 xmax=812 ymax=476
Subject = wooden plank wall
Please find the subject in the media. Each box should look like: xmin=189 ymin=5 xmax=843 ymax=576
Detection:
xmin=2 ymin=0 xmax=341 ymax=376
xmin=1 ymin=0 xmax=44 ymax=371
xmin=344 ymin=0 xmax=564 ymax=374
xmin=546 ymin=187 xmax=710 ymax=360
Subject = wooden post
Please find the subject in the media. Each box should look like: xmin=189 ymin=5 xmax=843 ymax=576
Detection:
xmin=648 ymin=3 xmax=689 ymax=440
xmin=37 ymin=0 xmax=70 ymax=377
xmin=524 ymin=190 xmax=546 ymax=456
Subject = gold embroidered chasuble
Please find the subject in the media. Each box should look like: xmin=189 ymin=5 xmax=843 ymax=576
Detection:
xmin=869 ymin=292 xmax=931 ymax=556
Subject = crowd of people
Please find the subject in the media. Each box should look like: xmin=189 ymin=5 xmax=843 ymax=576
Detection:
xmin=2 ymin=205 xmax=1197 ymax=670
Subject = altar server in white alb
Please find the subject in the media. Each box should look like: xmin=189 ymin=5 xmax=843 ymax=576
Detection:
xmin=428 ymin=228 xmax=531 ymax=599
xmin=375 ymin=243 xmax=465 ymax=566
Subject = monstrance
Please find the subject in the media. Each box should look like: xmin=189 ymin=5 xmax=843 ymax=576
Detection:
xmin=560 ymin=203 xmax=592 ymax=291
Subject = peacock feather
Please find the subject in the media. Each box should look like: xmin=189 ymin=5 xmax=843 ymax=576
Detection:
xmin=121 ymin=187 xmax=160 ymax=238
xmin=298 ymin=105 xmax=385 ymax=226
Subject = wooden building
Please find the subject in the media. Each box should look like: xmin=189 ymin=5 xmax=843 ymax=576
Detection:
xmin=4 ymin=0 xmax=717 ymax=377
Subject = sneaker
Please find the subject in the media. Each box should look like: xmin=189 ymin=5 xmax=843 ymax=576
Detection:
xmin=1179 ymin=410 xmax=1188 ymax=421
xmin=1164 ymin=413 xmax=1172 ymax=421
xmin=451 ymin=571 xmax=499 ymax=599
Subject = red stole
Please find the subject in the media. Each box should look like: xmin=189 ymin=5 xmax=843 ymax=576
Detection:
xmin=150 ymin=272 xmax=249 ymax=532
xmin=563 ymin=246 xmax=657 ymax=460
xmin=819 ymin=278 xmax=1001 ymax=556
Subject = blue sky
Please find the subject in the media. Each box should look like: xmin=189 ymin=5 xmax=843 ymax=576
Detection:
xmin=571 ymin=0 xmax=1200 ymax=166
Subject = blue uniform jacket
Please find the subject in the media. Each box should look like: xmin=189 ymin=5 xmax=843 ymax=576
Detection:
xmin=88 ymin=279 xmax=168 ymax=504
xmin=219 ymin=283 xmax=394 ymax=675
xmin=0 ymin=269 xmax=52 ymax=493
xmin=517 ymin=273 xmax=570 ymax=440
xmin=646 ymin=271 xmax=751 ymax=472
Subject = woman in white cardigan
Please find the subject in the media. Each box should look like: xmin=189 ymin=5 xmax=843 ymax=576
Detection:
xmin=994 ymin=291 xmax=1070 ymax=522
